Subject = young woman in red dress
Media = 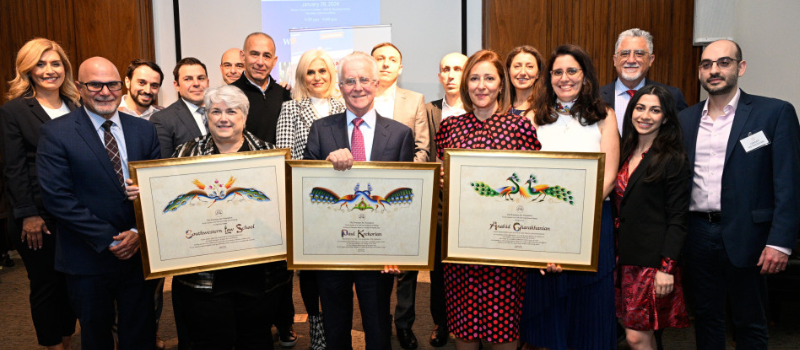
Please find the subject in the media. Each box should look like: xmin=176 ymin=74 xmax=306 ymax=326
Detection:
xmin=614 ymin=85 xmax=691 ymax=349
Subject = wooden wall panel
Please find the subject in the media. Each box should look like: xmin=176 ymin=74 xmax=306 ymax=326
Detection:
xmin=0 ymin=0 xmax=154 ymax=102
xmin=483 ymin=0 xmax=702 ymax=105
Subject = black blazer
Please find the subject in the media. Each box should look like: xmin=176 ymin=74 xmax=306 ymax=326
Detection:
xmin=0 ymin=95 xmax=77 ymax=219
xmin=600 ymin=78 xmax=689 ymax=112
xmin=303 ymin=111 xmax=414 ymax=162
xmin=150 ymin=98 xmax=204 ymax=158
xmin=616 ymin=151 xmax=691 ymax=267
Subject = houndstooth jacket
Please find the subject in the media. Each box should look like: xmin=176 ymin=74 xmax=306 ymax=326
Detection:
xmin=275 ymin=97 xmax=346 ymax=159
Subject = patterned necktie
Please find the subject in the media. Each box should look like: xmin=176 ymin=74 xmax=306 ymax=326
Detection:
xmin=351 ymin=117 xmax=366 ymax=161
xmin=197 ymin=107 xmax=208 ymax=133
xmin=626 ymin=89 xmax=636 ymax=98
xmin=101 ymin=120 xmax=124 ymax=187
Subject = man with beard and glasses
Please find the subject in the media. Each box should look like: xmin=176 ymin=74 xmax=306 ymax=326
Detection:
xmin=600 ymin=28 xmax=688 ymax=134
xmin=679 ymin=39 xmax=800 ymax=350
xmin=118 ymin=59 xmax=164 ymax=120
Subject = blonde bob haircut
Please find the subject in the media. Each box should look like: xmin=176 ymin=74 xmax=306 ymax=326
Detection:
xmin=292 ymin=49 xmax=339 ymax=100
xmin=6 ymin=38 xmax=80 ymax=105
xmin=460 ymin=50 xmax=510 ymax=114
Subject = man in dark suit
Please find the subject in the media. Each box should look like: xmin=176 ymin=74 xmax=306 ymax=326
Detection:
xmin=36 ymin=57 xmax=162 ymax=349
xmin=422 ymin=51 xmax=467 ymax=348
xmin=150 ymin=57 xmax=210 ymax=158
xmin=600 ymin=28 xmax=688 ymax=134
xmin=231 ymin=32 xmax=291 ymax=145
xmin=679 ymin=39 xmax=800 ymax=350
xmin=304 ymin=51 xmax=414 ymax=350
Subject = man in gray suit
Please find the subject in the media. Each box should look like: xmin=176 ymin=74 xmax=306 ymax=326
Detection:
xmin=370 ymin=42 xmax=430 ymax=350
xmin=150 ymin=57 xmax=210 ymax=158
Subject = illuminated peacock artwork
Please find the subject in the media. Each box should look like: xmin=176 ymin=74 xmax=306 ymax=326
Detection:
xmin=470 ymin=173 xmax=574 ymax=205
xmin=163 ymin=176 xmax=270 ymax=212
xmin=309 ymin=183 xmax=413 ymax=211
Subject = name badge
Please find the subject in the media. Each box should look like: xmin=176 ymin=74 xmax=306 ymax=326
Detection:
xmin=740 ymin=131 xmax=770 ymax=153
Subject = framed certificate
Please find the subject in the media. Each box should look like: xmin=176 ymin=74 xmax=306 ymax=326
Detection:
xmin=443 ymin=149 xmax=605 ymax=271
xmin=129 ymin=149 xmax=289 ymax=279
xmin=286 ymin=161 xmax=439 ymax=270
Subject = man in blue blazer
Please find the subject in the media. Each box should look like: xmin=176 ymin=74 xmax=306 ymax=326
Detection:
xmin=304 ymin=51 xmax=414 ymax=350
xmin=679 ymin=40 xmax=800 ymax=350
xmin=37 ymin=57 xmax=162 ymax=350
xmin=600 ymin=28 xmax=688 ymax=134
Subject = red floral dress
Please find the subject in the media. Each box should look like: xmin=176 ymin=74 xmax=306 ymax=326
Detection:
xmin=614 ymin=153 xmax=690 ymax=331
xmin=435 ymin=112 xmax=541 ymax=342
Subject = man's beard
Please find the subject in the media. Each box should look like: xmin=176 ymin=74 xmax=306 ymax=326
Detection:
xmin=701 ymin=73 xmax=737 ymax=96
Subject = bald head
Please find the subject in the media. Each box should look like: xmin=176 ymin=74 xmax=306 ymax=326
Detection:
xmin=77 ymin=57 xmax=123 ymax=119
xmin=220 ymin=48 xmax=245 ymax=84
xmin=439 ymin=52 xmax=468 ymax=97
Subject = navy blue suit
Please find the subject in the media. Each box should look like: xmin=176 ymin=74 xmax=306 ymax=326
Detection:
xmin=304 ymin=111 xmax=414 ymax=350
xmin=679 ymin=91 xmax=800 ymax=349
xmin=37 ymin=107 xmax=161 ymax=349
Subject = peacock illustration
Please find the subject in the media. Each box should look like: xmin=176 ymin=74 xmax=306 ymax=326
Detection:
xmin=470 ymin=173 xmax=522 ymax=200
xmin=470 ymin=173 xmax=574 ymax=205
xmin=309 ymin=183 xmax=414 ymax=211
xmin=163 ymin=176 xmax=270 ymax=212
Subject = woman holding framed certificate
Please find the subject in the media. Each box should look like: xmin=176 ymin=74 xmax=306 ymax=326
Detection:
xmin=521 ymin=44 xmax=620 ymax=350
xmin=434 ymin=50 xmax=541 ymax=350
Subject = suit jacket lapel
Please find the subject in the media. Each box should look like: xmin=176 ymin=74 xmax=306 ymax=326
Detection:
xmin=684 ymin=105 xmax=703 ymax=166
xmin=393 ymin=89 xmax=408 ymax=121
xmin=371 ymin=115 xmax=390 ymax=161
xmin=27 ymin=97 xmax=53 ymax=124
xmin=298 ymin=98 xmax=316 ymax=124
xmin=621 ymin=152 xmax=652 ymax=203
xmin=725 ymin=91 xmax=752 ymax=164
xmin=176 ymin=100 xmax=203 ymax=136
xmin=75 ymin=108 xmax=123 ymax=191
xmin=431 ymin=100 xmax=443 ymax=134
xmin=331 ymin=113 xmax=349 ymax=149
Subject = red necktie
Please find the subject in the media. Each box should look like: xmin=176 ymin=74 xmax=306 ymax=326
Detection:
xmin=351 ymin=117 xmax=366 ymax=161
xmin=626 ymin=89 xmax=636 ymax=97
xmin=101 ymin=120 xmax=125 ymax=187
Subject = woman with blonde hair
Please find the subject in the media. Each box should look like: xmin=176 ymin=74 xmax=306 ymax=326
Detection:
xmin=0 ymin=37 xmax=79 ymax=350
xmin=275 ymin=48 xmax=345 ymax=349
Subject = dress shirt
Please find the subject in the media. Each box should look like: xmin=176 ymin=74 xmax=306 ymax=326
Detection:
xmin=374 ymin=83 xmax=396 ymax=120
xmin=310 ymin=96 xmax=331 ymax=118
xmin=614 ymin=78 xmax=646 ymax=133
xmin=441 ymin=97 xmax=466 ymax=120
xmin=182 ymin=99 xmax=208 ymax=136
xmin=118 ymin=95 xmax=162 ymax=120
xmin=346 ymin=108 xmax=377 ymax=161
xmin=41 ymin=100 xmax=71 ymax=119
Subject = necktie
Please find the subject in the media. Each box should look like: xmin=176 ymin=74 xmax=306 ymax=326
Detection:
xmin=101 ymin=120 xmax=125 ymax=187
xmin=351 ymin=117 xmax=366 ymax=161
xmin=626 ymin=89 xmax=636 ymax=98
xmin=197 ymin=107 xmax=208 ymax=133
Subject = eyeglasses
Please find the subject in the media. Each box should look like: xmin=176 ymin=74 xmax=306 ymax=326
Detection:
xmin=550 ymin=68 xmax=582 ymax=77
xmin=78 ymin=81 xmax=124 ymax=92
xmin=340 ymin=77 xmax=376 ymax=87
xmin=616 ymin=50 xmax=648 ymax=59
xmin=698 ymin=57 xmax=738 ymax=70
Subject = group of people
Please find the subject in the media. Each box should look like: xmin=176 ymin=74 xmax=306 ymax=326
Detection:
xmin=0 ymin=26 xmax=797 ymax=350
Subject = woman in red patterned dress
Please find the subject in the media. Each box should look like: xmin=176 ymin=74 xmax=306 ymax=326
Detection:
xmin=614 ymin=85 xmax=691 ymax=349
xmin=434 ymin=50 xmax=541 ymax=350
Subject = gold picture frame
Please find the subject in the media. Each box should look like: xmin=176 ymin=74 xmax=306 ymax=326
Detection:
xmin=286 ymin=160 xmax=440 ymax=271
xmin=129 ymin=148 xmax=290 ymax=279
xmin=443 ymin=149 xmax=605 ymax=272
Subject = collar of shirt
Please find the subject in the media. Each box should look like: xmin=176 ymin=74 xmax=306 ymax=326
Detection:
xmin=119 ymin=95 xmax=158 ymax=119
xmin=346 ymin=108 xmax=377 ymax=161
xmin=702 ymin=88 xmax=742 ymax=119
xmin=614 ymin=78 xmax=646 ymax=97
xmin=84 ymin=106 xmax=130 ymax=179
xmin=182 ymin=98 xmax=208 ymax=136
xmin=442 ymin=97 xmax=466 ymax=119
xmin=245 ymin=74 xmax=271 ymax=94
xmin=374 ymin=83 xmax=397 ymax=119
